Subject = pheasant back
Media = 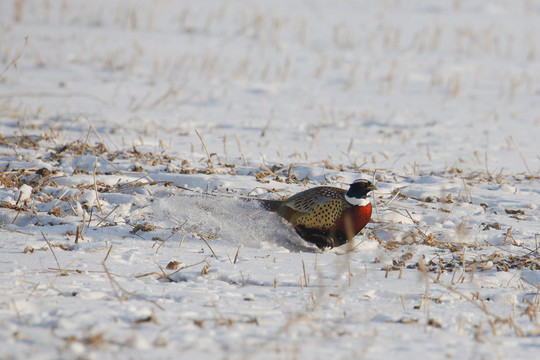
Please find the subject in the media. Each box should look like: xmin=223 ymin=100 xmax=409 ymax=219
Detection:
xmin=292 ymin=199 xmax=347 ymax=230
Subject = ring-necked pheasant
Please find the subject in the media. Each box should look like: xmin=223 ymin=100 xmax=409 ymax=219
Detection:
xmin=260 ymin=179 xmax=377 ymax=249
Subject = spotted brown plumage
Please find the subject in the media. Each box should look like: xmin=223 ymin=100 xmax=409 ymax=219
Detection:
xmin=260 ymin=179 xmax=377 ymax=249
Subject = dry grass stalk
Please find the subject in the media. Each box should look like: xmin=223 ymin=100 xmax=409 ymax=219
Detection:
xmin=302 ymin=260 xmax=309 ymax=287
xmin=385 ymin=189 xmax=401 ymax=206
xmin=102 ymin=244 xmax=164 ymax=309
xmin=39 ymin=258 xmax=80 ymax=299
xmin=153 ymin=220 xmax=187 ymax=254
xmin=195 ymin=129 xmax=215 ymax=170
xmin=234 ymin=134 xmax=248 ymax=167
xmin=0 ymin=226 xmax=33 ymax=236
xmin=74 ymin=225 xmax=81 ymax=244
xmin=234 ymin=244 xmax=242 ymax=264
xmin=41 ymin=231 xmax=61 ymax=270
xmin=0 ymin=36 xmax=28 ymax=82
xmin=178 ymin=232 xmax=186 ymax=248
xmin=95 ymin=205 xmax=119 ymax=227
xmin=11 ymin=191 xmax=27 ymax=223
xmin=136 ymin=259 xmax=208 ymax=281
xmin=372 ymin=172 xmax=380 ymax=220
xmin=196 ymin=231 xmax=219 ymax=260
xmin=92 ymin=158 xmax=104 ymax=215
xmin=103 ymin=243 xmax=113 ymax=263
xmin=462 ymin=178 xmax=472 ymax=203
xmin=509 ymin=136 xmax=532 ymax=175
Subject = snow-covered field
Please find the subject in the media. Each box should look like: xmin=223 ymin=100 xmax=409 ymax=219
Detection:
xmin=1 ymin=0 xmax=539 ymax=358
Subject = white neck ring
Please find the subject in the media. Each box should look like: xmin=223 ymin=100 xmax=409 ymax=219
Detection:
xmin=345 ymin=194 xmax=371 ymax=206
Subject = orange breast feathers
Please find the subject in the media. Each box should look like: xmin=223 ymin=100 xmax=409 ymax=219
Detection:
xmin=331 ymin=202 xmax=372 ymax=235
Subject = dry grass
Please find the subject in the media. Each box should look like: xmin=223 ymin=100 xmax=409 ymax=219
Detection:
xmin=0 ymin=36 xmax=28 ymax=82
xmin=2 ymin=125 xmax=537 ymax=282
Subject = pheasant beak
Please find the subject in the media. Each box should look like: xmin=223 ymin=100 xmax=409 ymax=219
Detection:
xmin=367 ymin=183 xmax=378 ymax=192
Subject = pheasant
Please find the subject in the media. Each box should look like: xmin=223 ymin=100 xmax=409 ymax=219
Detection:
xmin=260 ymin=179 xmax=377 ymax=249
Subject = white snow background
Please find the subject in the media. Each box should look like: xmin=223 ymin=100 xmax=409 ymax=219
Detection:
xmin=1 ymin=0 xmax=539 ymax=359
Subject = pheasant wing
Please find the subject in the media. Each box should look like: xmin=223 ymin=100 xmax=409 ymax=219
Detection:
xmin=282 ymin=186 xmax=346 ymax=213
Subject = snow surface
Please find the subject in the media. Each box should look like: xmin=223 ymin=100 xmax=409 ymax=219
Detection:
xmin=1 ymin=0 xmax=539 ymax=359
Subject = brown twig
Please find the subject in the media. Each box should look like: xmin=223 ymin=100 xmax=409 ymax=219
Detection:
xmin=102 ymin=245 xmax=164 ymax=310
xmin=195 ymin=130 xmax=215 ymax=170
xmin=234 ymin=244 xmax=242 ymax=264
xmin=0 ymin=226 xmax=33 ymax=236
xmin=509 ymin=136 xmax=532 ymax=175
xmin=302 ymin=260 xmax=309 ymax=287
xmin=155 ymin=221 xmax=187 ymax=254
xmin=196 ymin=231 xmax=219 ymax=260
xmin=93 ymin=158 xmax=104 ymax=215
xmin=38 ymin=259 xmax=80 ymax=299
xmin=41 ymin=231 xmax=61 ymax=269
xmin=0 ymin=36 xmax=28 ymax=82
xmin=95 ymin=205 xmax=119 ymax=227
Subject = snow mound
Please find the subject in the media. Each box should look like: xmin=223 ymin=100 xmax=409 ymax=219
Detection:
xmin=152 ymin=192 xmax=313 ymax=251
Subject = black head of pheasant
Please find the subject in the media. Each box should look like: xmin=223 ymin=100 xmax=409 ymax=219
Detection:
xmin=344 ymin=179 xmax=377 ymax=206
xmin=262 ymin=179 xmax=377 ymax=249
